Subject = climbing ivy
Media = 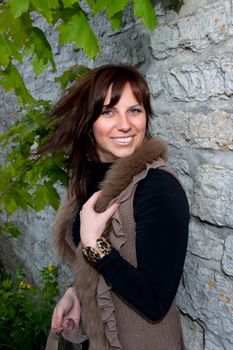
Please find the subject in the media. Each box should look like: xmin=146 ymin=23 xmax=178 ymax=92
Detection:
xmin=0 ymin=0 xmax=183 ymax=236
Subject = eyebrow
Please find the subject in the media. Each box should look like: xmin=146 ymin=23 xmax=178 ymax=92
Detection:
xmin=102 ymin=104 xmax=142 ymax=108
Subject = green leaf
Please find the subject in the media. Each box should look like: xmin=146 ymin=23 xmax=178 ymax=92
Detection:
xmin=38 ymin=158 xmax=67 ymax=186
xmin=13 ymin=187 xmax=33 ymax=210
xmin=0 ymin=11 xmax=32 ymax=49
xmin=107 ymin=0 xmax=129 ymax=17
xmin=0 ymin=34 xmax=22 ymax=66
xmin=0 ymin=62 xmax=34 ymax=106
xmin=44 ymin=182 xmax=60 ymax=210
xmin=32 ymin=55 xmax=47 ymax=77
xmin=108 ymin=11 xmax=123 ymax=31
xmin=0 ymin=171 xmax=13 ymax=193
xmin=2 ymin=222 xmax=21 ymax=237
xmin=62 ymin=0 xmax=79 ymax=8
xmin=54 ymin=64 xmax=91 ymax=89
xmin=33 ymin=184 xmax=49 ymax=212
xmin=103 ymin=0 xmax=129 ymax=30
xmin=28 ymin=27 xmax=56 ymax=77
xmin=58 ymin=7 xmax=99 ymax=59
xmin=8 ymin=0 xmax=30 ymax=18
xmin=0 ymin=37 xmax=10 ymax=66
xmin=26 ymin=165 xmax=41 ymax=184
xmin=133 ymin=0 xmax=157 ymax=30
xmin=21 ymin=110 xmax=48 ymax=134
xmin=2 ymin=194 xmax=18 ymax=214
xmin=3 ymin=35 xmax=23 ymax=62
xmin=8 ymin=183 xmax=32 ymax=210
xmin=49 ymin=165 xmax=67 ymax=187
xmin=1 ymin=277 xmax=13 ymax=290
xmin=0 ymin=7 xmax=14 ymax=33
xmin=31 ymin=0 xmax=59 ymax=23
xmin=92 ymin=0 xmax=107 ymax=13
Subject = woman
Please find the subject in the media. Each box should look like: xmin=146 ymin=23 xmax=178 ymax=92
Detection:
xmin=42 ymin=64 xmax=189 ymax=350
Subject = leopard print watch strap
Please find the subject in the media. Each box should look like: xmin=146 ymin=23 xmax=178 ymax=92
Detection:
xmin=82 ymin=236 xmax=112 ymax=264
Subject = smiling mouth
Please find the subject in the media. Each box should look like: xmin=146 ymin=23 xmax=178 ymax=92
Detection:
xmin=112 ymin=136 xmax=133 ymax=144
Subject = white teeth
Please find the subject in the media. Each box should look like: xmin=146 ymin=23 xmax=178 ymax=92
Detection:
xmin=113 ymin=137 xmax=132 ymax=143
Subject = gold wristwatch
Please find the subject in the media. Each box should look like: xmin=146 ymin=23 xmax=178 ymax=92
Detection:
xmin=82 ymin=236 xmax=112 ymax=264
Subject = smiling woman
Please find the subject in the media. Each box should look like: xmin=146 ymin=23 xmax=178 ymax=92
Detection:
xmin=38 ymin=64 xmax=189 ymax=350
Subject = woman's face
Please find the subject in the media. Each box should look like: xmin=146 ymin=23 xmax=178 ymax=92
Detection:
xmin=92 ymin=83 xmax=147 ymax=162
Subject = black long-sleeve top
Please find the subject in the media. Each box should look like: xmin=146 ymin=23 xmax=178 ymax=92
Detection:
xmin=72 ymin=164 xmax=189 ymax=321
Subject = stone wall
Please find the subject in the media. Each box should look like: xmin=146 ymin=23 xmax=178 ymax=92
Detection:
xmin=148 ymin=1 xmax=233 ymax=348
xmin=0 ymin=1 xmax=233 ymax=349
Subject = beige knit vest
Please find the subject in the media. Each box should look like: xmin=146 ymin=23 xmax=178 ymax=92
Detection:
xmin=110 ymin=184 xmax=184 ymax=350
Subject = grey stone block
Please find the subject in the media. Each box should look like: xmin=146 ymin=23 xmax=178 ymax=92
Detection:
xmin=150 ymin=0 xmax=232 ymax=59
xmin=192 ymin=165 xmax=233 ymax=227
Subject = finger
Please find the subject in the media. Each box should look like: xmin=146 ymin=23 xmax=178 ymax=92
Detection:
xmin=103 ymin=203 xmax=119 ymax=220
xmin=61 ymin=297 xmax=81 ymax=328
xmin=51 ymin=305 xmax=66 ymax=329
xmin=52 ymin=326 xmax=63 ymax=334
xmin=84 ymin=190 xmax=102 ymax=208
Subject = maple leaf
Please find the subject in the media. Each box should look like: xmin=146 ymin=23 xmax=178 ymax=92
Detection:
xmin=134 ymin=0 xmax=157 ymax=30
xmin=58 ymin=8 xmax=99 ymax=59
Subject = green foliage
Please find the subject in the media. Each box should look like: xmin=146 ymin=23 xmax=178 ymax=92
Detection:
xmin=0 ymin=63 xmax=34 ymax=106
xmin=29 ymin=27 xmax=56 ymax=77
xmin=1 ymin=221 xmax=21 ymax=237
xmin=0 ymin=65 xmax=91 ymax=236
xmin=0 ymin=264 xmax=59 ymax=350
xmin=0 ymin=101 xmax=67 ymax=220
xmin=0 ymin=0 xmax=160 ymax=106
xmin=54 ymin=64 xmax=91 ymax=89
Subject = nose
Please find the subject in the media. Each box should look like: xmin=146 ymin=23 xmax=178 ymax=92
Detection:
xmin=116 ymin=114 xmax=131 ymax=132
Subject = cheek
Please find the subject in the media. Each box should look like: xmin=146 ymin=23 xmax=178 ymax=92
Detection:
xmin=136 ymin=117 xmax=147 ymax=132
xmin=92 ymin=120 xmax=109 ymax=143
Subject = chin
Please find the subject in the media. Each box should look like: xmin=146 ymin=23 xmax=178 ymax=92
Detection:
xmin=114 ymin=148 xmax=136 ymax=159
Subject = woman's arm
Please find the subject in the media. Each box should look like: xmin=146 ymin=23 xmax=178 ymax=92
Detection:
xmin=95 ymin=169 xmax=189 ymax=321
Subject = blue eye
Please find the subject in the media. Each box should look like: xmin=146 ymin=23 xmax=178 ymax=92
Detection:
xmin=129 ymin=108 xmax=142 ymax=115
xmin=102 ymin=109 xmax=113 ymax=117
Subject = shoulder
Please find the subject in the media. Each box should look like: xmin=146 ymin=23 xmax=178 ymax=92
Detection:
xmin=134 ymin=168 xmax=189 ymax=218
xmin=136 ymin=167 xmax=186 ymax=196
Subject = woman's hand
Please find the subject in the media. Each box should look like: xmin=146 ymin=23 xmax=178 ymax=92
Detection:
xmin=51 ymin=286 xmax=81 ymax=334
xmin=80 ymin=191 xmax=119 ymax=248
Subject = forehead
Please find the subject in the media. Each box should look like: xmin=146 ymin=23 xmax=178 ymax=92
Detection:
xmin=104 ymin=82 xmax=140 ymax=105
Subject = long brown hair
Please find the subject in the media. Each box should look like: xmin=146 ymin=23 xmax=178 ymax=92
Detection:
xmin=38 ymin=64 xmax=154 ymax=204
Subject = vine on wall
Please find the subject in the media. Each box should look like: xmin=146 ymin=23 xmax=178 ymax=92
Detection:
xmin=0 ymin=0 xmax=183 ymax=236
